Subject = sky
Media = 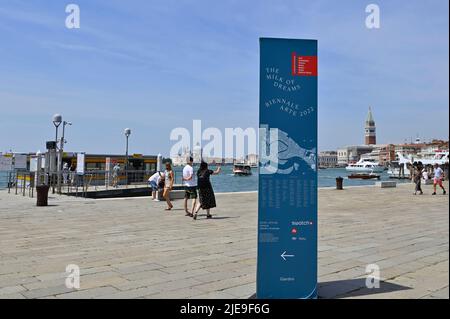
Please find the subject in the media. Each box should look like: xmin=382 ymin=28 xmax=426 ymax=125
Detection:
xmin=0 ymin=0 xmax=448 ymax=157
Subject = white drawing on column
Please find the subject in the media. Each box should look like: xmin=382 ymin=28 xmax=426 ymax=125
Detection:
xmin=260 ymin=125 xmax=316 ymax=175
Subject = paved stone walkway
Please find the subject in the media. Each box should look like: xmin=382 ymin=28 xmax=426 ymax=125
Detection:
xmin=0 ymin=182 xmax=448 ymax=299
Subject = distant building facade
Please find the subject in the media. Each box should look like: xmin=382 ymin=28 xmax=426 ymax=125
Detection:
xmin=319 ymin=151 xmax=337 ymax=168
xmin=333 ymin=106 xmax=448 ymax=166
xmin=394 ymin=143 xmax=424 ymax=156
xmin=337 ymin=145 xmax=374 ymax=166
xmin=360 ymin=144 xmax=396 ymax=165
xmin=246 ymin=154 xmax=258 ymax=166
xmin=418 ymin=140 xmax=449 ymax=153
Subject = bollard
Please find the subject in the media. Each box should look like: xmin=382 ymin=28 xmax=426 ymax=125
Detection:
xmin=336 ymin=176 xmax=344 ymax=190
xmin=36 ymin=185 xmax=50 ymax=206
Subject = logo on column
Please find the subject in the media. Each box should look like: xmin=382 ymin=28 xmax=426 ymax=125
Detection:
xmin=291 ymin=53 xmax=318 ymax=76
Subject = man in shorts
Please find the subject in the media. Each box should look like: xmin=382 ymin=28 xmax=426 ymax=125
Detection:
xmin=432 ymin=163 xmax=446 ymax=195
xmin=148 ymin=171 xmax=161 ymax=201
xmin=182 ymin=156 xmax=197 ymax=217
xmin=112 ymin=163 xmax=121 ymax=188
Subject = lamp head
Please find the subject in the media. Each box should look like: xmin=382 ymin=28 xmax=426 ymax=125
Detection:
xmin=52 ymin=114 xmax=62 ymax=127
xmin=124 ymin=128 xmax=131 ymax=137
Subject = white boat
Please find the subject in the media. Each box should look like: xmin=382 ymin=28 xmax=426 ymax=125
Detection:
xmin=233 ymin=164 xmax=252 ymax=176
xmin=387 ymin=166 xmax=411 ymax=179
xmin=387 ymin=153 xmax=412 ymax=178
xmin=345 ymin=159 xmax=385 ymax=173
xmin=387 ymin=151 xmax=449 ymax=179
xmin=412 ymin=150 xmax=449 ymax=166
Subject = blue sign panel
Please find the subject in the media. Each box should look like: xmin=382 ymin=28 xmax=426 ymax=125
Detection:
xmin=257 ymin=38 xmax=318 ymax=299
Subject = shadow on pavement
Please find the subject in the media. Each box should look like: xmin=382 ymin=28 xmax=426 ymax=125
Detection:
xmin=247 ymin=278 xmax=411 ymax=299
xmin=318 ymin=278 xmax=411 ymax=299
xmin=194 ymin=216 xmax=239 ymax=221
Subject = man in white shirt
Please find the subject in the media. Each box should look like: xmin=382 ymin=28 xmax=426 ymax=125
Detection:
xmin=432 ymin=164 xmax=446 ymax=195
xmin=148 ymin=171 xmax=161 ymax=201
xmin=112 ymin=163 xmax=121 ymax=188
xmin=182 ymin=156 xmax=197 ymax=216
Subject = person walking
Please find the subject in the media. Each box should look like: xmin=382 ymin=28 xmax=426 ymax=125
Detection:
xmin=112 ymin=163 xmax=121 ymax=188
xmin=62 ymin=162 xmax=69 ymax=185
xmin=182 ymin=156 xmax=197 ymax=217
xmin=162 ymin=162 xmax=174 ymax=210
xmin=413 ymin=165 xmax=423 ymax=195
xmin=148 ymin=171 xmax=162 ymax=201
xmin=69 ymin=163 xmax=76 ymax=185
xmin=422 ymin=167 xmax=429 ymax=185
xmin=193 ymin=162 xmax=221 ymax=220
xmin=432 ymin=163 xmax=446 ymax=195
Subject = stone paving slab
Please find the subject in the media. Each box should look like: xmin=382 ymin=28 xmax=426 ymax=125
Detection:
xmin=0 ymin=182 xmax=448 ymax=299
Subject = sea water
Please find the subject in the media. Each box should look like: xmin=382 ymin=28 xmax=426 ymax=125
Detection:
xmin=0 ymin=171 xmax=11 ymax=189
xmin=171 ymin=166 xmax=409 ymax=193
xmin=0 ymin=167 xmax=409 ymax=192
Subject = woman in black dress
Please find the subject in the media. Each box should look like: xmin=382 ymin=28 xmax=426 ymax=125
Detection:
xmin=193 ymin=162 xmax=221 ymax=220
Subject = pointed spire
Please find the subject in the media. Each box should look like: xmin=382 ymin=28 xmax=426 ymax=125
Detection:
xmin=366 ymin=106 xmax=375 ymax=124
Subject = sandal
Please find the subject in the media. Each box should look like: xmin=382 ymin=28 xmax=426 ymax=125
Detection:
xmin=206 ymin=214 xmax=212 ymax=219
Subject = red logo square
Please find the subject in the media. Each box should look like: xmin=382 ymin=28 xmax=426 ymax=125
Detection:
xmin=292 ymin=53 xmax=318 ymax=76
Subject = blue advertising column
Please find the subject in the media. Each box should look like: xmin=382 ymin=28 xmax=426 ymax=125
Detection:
xmin=257 ymin=38 xmax=318 ymax=299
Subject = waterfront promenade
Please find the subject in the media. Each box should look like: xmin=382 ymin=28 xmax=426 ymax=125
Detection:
xmin=0 ymin=182 xmax=448 ymax=299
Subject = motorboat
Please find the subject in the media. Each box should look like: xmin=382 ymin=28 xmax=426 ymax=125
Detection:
xmin=345 ymin=159 xmax=384 ymax=173
xmin=348 ymin=172 xmax=380 ymax=180
xmin=387 ymin=153 xmax=411 ymax=179
xmin=233 ymin=164 xmax=252 ymax=176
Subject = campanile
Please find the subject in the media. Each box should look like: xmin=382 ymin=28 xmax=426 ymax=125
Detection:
xmin=365 ymin=107 xmax=376 ymax=145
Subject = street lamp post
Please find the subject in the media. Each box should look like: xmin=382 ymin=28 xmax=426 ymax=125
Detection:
xmin=59 ymin=120 xmax=72 ymax=193
xmin=62 ymin=121 xmax=72 ymax=148
xmin=124 ymin=128 xmax=131 ymax=187
xmin=52 ymin=114 xmax=62 ymax=193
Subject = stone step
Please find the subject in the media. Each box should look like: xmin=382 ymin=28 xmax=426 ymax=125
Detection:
xmin=376 ymin=181 xmax=397 ymax=188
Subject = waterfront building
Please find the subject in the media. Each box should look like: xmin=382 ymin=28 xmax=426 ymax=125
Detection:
xmin=360 ymin=144 xmax=396 ymax=165
xmin=336 ymin=148 xmax=348 ymax=166
xmin=246 ymin=154 xmax=259 ymax=166
xmin=393 ymin=140 xmax=449 ymax=161
xmin=365 ymin=106 xmax=376 ymax=145
xmin=202 ymin=157 xmax=224 ymax=164
xmin=319 ymin=151 xmax=338 ymax=168
xmin=421 ymin=140 xmax=449 ymax=152
xmin=394 ymin=143 xmax=425 ymax=156
xmin=337 ymin=145 xmax=374 ymax=166
xmin=193 ymin=143 xmax=202 ymax=164
xmin=171 ymin=146 xmax=191 ymax=166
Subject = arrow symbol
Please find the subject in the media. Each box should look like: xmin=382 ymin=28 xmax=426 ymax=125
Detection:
xmin=281 ymin=251 xmax=295 ymax=261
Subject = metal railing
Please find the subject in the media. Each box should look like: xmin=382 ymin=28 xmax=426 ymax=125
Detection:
xmin=5 ymin=169 xmax=177 ymax=198
xmin=6 ymin=171 xmax=35 ymax=198
xmin=62 ymin=169 xmax=171 ymax=197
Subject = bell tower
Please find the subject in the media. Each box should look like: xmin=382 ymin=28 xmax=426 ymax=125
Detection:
xmin=365 ymin=106 xmax=376 ymax=145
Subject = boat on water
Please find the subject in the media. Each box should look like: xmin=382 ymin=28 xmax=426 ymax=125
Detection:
xmin=345 ymin=159 xmax=385 ymax=173
xmin=387 ymin=154 xmax=412 ymax=179
xmin=387 ymin=151 xmax=449 ymax=179
xmin=233 ymin=164 xmax=252 ymax=176
xmin=348 ymin=172 xmax=380 ymax=180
